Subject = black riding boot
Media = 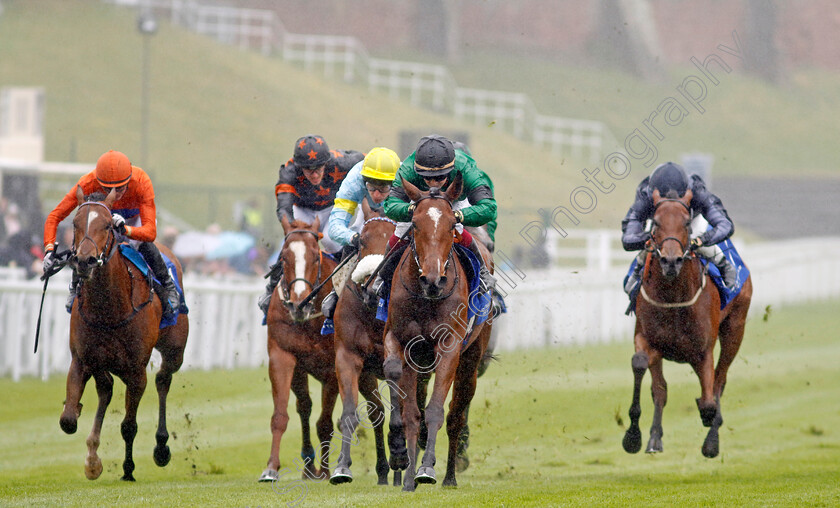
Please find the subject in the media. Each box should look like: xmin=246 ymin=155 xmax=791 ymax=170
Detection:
xmin=138 ymin=242 xmax=179 ymax=319
xmin=259 ymin=262 xmax=283 ymax=314
xmin=321 ymin=290 xmax=338 ymax=319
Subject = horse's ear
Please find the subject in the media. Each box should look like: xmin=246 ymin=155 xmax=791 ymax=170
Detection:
xmin=281 ymin=214 xmax=292 ymax=235
xmin=682 ymin=188 xmax=693 ymax=206
xmin=402 ymin=176 xmax=422 ymax=202
xmin=311 ymin=215 xmax=320 ymax=233
xmin=652 ymin=188 xmax=662 ymax=206
xmin=361 ymin=196 xmax=374 ymax=220
xmin=75 ymin=185 xmax=85 ymax=206
xmin=445 ymin=172 xmax=463 ymax=203
xmin=104 ymin=188 xmax=117 ymax=208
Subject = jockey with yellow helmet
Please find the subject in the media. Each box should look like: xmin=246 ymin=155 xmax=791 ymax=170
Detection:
xmin=319 ymin=147 xmax=400 ymax=319
xmin=42 ymin=150 xmax=180 ymax=317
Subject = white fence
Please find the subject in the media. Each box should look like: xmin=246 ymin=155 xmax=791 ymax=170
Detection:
xmin=105 ymin=0 xmax=614 ymax=162
xmin=2 ymin=236 xmax=840 ymax=381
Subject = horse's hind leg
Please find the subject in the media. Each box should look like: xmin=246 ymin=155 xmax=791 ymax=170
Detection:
xmin=289 ymin=367 xmax=317 ymax=480
xmin=623 ymin=346 xmax=648 ymax=454
xmin=330 ymin=347 xmax=364 ymax=485
xmin=60 ymin=357 xmax=90 ymax=434
xmin=84 ymin=371 xmax=114 ymax=480
xmin=120 ymin=370 xmax=148 ymax=481
xmin=646 ymin=353 xmax=667 ymax=453
xmin=358 ymin=372 xmax=389 ymax=486
xmin=153 ymin=340 xmax=185 ymax=467
xmin=314 ymin=378 xmax=339 ymax=480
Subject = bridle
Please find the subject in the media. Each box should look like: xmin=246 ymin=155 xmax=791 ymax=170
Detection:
xmin=278 ymin=229 xmax=323 ymax=306
xmin=641 ymin=198 xmax=707 ymax=309
xmin=72 ymin=201 xmax=119 ymax=270
xmin=402 ymin=195 xmax=459 ymax=300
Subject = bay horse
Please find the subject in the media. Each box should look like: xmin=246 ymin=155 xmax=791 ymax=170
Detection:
xmin=259 ymin=216 xmax=340 ymax=482
xmin=330 ymin=199 xmax=401 ymax=486
xmin=622 ymin=188 xmax=753 ymax=458
xmin=59 ymin=187 xmax=188 ymax=481
xmin=382 ymin=175 xmax=493 ymax=491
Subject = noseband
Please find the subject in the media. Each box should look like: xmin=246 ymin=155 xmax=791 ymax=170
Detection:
xmin=73 ymin=201 xmax=118 ymax=271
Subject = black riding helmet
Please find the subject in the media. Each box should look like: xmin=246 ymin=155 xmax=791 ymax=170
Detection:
xmin=414 ymin=134 xmax=455 ymax=178
xmin=649 ymin=162 xmax=690 ymax=198
xmin=293 ymin=134 xmax=331 ymax=169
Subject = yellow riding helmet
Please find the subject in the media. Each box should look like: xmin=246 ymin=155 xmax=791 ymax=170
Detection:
xmin=360 ymin=147 xmax=400 ymax=182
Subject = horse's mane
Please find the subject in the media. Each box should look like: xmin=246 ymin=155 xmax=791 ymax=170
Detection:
xmin=428 ymin=187 xmax=443 ymax=198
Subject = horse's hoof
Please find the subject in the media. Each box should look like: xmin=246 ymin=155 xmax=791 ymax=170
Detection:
xmin=455 ymin=454 xmax=470 ymax=473
xmin=258 ymin=468 xmax=279 ymax=482
xmin=120 ymin=473 xmax=136 ymax=482
xmin=393 ymin=470 xmax=402 ymax=487
xmin=329 ymin=466 xmax=353 ymax=485
xmin=645 ymin=439 xmax=663 ymax=454
xmin=702 ymin=429 xmax=720 ymax=458
xmin=442 ymin=475 xmax=457 ymax=488
xmin=390 ymin=453 xmax=409 ymax=471
xmin=84 ymin=456 xmax=102 ymax=480
xmin=59 ymin=416 xmax=77 ymax=435
xmin=415 ymin=466 xmax=436 ymax=484
xmin=623 ymin=425 xmax=642 ymax=453
xmin=153 ymin=445 xmax=171 ymax=467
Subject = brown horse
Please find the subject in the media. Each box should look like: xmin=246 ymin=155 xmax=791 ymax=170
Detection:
xmin=330 ymin=199 xmax=400 ymax=486
xmin=382 ymin=175 xmax=493 ymax=491
xmin=259 ymin=216 xmax=340 ymax=482
xmin=622 ymin=189 xmax=753 ymax=458
xmin=59 ymin=187 xmax=189 ymax=481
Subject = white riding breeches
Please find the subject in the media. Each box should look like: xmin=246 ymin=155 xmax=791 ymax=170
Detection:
xmin=292 ymin=205 xmax=342 ymax=254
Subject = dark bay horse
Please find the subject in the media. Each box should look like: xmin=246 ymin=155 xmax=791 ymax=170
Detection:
xmin=382 ymin=175 xmax=493 ymax=491
xmin=622 ymin=189 xmax=753 ymax=458
xmin=59 ymin=187 xmax=188 ymax=481
xmin=330 ymin=199 xmax=399 ymax=486
xmin=259 ymin=216 xmax=340 ymax=482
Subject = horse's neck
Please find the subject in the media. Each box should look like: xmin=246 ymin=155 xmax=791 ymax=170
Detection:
xmin=81 ymin=254 xmax=132 ymax=308
xmin=646 ymin=255 xmax=703 ymax=301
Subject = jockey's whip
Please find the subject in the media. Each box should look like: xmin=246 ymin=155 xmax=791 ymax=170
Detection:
xmin=34 ymin=244 xmax=69 ymax=354
xmin=297 ymin=249 xmax=359 ymax=310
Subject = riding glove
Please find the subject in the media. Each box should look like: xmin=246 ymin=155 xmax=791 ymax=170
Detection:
xmin=112 ymin=214 xmax=128 ymax=236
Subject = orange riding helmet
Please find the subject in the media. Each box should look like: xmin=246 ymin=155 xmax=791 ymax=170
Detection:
xmin=95 ymin=150 xmax=133 ymax=187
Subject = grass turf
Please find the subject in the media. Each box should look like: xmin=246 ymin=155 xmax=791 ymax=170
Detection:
xmin=1 ymin=300 xmax=839 ymax=506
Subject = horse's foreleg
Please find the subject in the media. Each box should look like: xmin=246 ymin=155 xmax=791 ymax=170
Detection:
xmin=153 ymin=343 xmax=184 ymax=468
xmin=84 ymin=371 xmax=113 ymax=480
xmin=416 ymin=375 xmax=429 ymax=451
xmin=416 ymin=351 xmax=460 ymax=487
xmin=259 ymin=344 xmax=295 ymax=482
xmin=398 ymin=361 xmax=420 ymax=492
xmin=120 ymin=370 xmax=148 ymax=481
xmin=290 ymin=366 xmax=316 ymax=480
xmin=60 ymin=357 xmax=89 ymax=434
xmin=646 ymin=353 xmax=666 ymax=453
xmin=693 ymin=348 xmax=721 ymax=458
xmin=443 ymin=340 xmax=482 ymax=487
xmin=330 ymin=347 xmax=363 ymax=485
xmin=358 ymin=372 xmax=389 ymax=486
xmin=622 ymin=343 xmax=648 ymax=454
xmin=383 ymin=330 xmax=408 ymax=484
xmin=314 ymin=378 xmax=338 ymax=480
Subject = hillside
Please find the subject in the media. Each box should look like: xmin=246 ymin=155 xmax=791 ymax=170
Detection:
xmin=2 ymin=0 xmax=837 ymax=252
